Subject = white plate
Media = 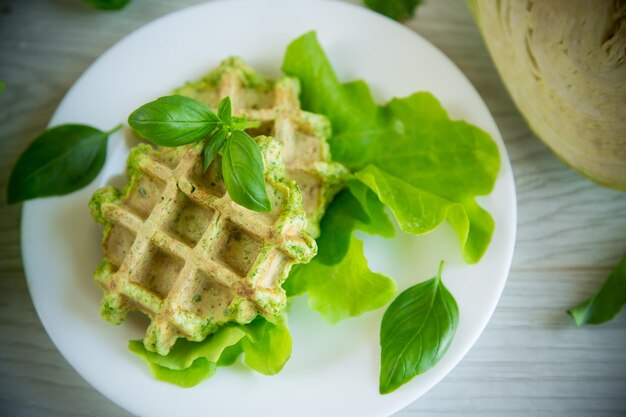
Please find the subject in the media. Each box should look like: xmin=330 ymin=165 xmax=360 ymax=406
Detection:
xmin=22 ymin=1 xmax=516 ymax=416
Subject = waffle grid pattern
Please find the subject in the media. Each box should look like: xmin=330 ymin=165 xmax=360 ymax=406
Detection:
xmin=91 ymin=139 xmax=315 ymax=355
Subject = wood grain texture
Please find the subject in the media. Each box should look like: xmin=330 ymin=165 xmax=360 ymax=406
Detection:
xmin=1 ymin=0 xmax=625 ymax=416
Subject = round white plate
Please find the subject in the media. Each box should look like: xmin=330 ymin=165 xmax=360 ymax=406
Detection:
xmin=22 ymin=1 xmax=516 ymax=416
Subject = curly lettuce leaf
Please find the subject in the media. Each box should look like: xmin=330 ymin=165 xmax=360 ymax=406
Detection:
xmin=129 ymin=318 xmax=291 ymax=386
xmin=239 ymin=318 xmax=292 ymax=375
xmin=286 ymin=237 xmax=397 ymax=324
xmin=131 ymin=326 xmax=246 ymax=371
xmin=283 ymin=32 xmax=500 ymax=263
xmin=354 ymin=165 xmax=487 ymax=260
xmin=315 ymin=183 xmax=394 ymax=265
xmin=128 ymin=344 xmax=215 ymax=388
xmin=347 ymin=179 xmax=396 ymax=238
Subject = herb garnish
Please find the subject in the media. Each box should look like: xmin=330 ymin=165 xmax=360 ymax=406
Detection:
xmin=128 ymin=95 xmax=271 ymax=212
xmin=7 ymin=95 xmax=271 ymax=213
xmin=379 ymin=261 xmax=459 ymax=394
xmin=7 ymin=124 xmax=121 ymax=204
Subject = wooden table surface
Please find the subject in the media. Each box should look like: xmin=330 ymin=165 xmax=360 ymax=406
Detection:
xmin=1 ymin=0 xmax=625 ymax=416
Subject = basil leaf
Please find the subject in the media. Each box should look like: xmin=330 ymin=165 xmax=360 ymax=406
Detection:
xmin=222 ymin=130 xmax=271 ymax=212
xmin=82 ymin=0 xmax=131 ymax=11
xmin=128 ymin=95 xmax=219 ymax=146
xmin=364 ymin=0 xmax=422 ymax=21
xmin=218 ymin=96 xmax=233 ymax=125
xmin=203 ymin=128 xmax=228 ymax=172
xmin=569 ymin=254 xmax=626 ymax=326
xmin=379 ymin=262 xmax=458 ymax=394
xmin=0 ymin=82 xmax=5 ymax=95
xmin=7 ymin=124 xmax=115 ymax=204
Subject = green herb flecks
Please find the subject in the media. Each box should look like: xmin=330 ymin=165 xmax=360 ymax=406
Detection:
xmin=128 ymin=95 xmax=271 ymax=212
xmin=379 ymin=261 xmax=459 ymax=394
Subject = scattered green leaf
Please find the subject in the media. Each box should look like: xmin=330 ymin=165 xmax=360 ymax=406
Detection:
xmin=222 ymin=130 xmax=271 ymax=212
xmin=7 ymin=124 xmax=120 ymax=204
xmin=379 ymin=261 xmax=458 ymax=394
xmin=364 ymin=0 xmax=423 ymax=21
xmin=286 ymin=237 xmax=397 ymax=323
xmin=569 ymin=254 xmax=626 ymax=326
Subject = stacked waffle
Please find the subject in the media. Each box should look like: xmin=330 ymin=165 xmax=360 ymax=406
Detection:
xmin=90 ymin=59 xmax=346 ymax=355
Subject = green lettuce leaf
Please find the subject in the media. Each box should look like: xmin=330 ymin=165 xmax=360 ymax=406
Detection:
xmin=239 ymin=318 xmax=292 ymax=375
xmin=283 ymin=32 xmax=499 ymax=263
xmin=128 ymin=326 xmax=244 ymax=387
xmin=216 ymin=344 xmax=244 ymax=367
xmin=131 ymin=326 xmax=245 ymax=370
xmin=129 ymin=318 xmax=292 ymax=386
xmin=347 ymin=179 xmax=396 ymax=238
xmin=355 ymin=165 xmax=474 ymax=254
xmin=569 ymin=254 xmax=626 ymax=326
xmin=315 ymin=181 xmax=394 ymax=266
xmin=128 ymin=344 xmax=215 ymax=388
xmin=286 ymin=237 xmax=397 ymax=324
xmin=315 ymin=189 xmax=369 ymax=265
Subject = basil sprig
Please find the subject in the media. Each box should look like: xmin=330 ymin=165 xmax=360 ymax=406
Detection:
xmin=7 ymin=95 xmax=270 ymax=212
xmin=7 ymin=124 xmax=121 ymax=204
xmin=128 ymin=95 xmax=271 ymax=212
xmin=379 ymin=261 xmax=459 ymax=394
